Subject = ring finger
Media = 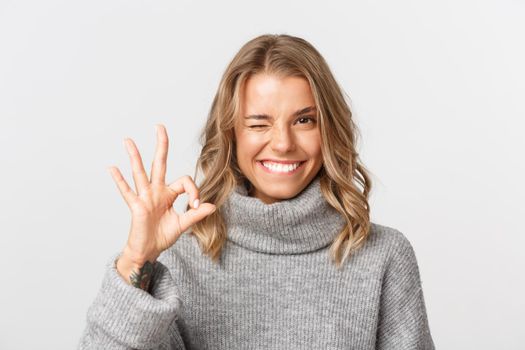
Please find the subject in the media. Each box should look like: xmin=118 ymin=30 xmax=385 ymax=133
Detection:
xmin=124 ymin=138 xmax=150 ymax=195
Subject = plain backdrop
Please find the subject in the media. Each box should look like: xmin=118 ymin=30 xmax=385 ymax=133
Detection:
xmin=1 ymin=0 xmax=524 ymax=349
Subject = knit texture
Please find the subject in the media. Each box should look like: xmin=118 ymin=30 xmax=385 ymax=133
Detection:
xmin=79 ymin=174 xmax=435 ymax=349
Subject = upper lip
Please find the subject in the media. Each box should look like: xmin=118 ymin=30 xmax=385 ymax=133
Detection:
xmin=258 ymin=159 xmax=306 ymax=164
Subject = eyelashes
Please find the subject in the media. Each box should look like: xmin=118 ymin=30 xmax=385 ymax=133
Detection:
xmin=248 ymin=116 xmax=317 ymax=129
xmin=297 ymin=116 xmax=317 ymax=124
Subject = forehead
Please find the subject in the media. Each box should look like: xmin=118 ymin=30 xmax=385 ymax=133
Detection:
xmin=240 ymin=73 xmax=315 ymax=111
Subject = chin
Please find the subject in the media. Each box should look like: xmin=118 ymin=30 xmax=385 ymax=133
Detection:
xmin=259 ymin=183 xmax=304 ymax=200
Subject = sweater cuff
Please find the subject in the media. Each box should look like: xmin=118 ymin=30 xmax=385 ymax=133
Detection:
xmin=86 ymin=252 xmax=182 ymax=349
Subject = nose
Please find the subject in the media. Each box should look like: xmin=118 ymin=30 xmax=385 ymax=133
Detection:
xmin=270 ymin=124 xmax=295 ymax=154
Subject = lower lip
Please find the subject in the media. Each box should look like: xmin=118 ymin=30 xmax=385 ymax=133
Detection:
xmin=257 ymin=161 xmax=306 ymax=175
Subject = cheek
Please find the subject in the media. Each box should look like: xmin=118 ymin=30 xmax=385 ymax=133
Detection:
xmin=299 ymin=133 xmax=322 ymax=157
xmin=236 ymin=132 xmax=263 ymax=162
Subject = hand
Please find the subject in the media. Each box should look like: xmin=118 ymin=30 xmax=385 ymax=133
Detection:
xmin=108 ymin=124 xmax=216 ymax=265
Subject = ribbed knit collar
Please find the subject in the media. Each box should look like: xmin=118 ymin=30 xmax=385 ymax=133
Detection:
xmin=221 ymin=173 xmax=346 ymax=254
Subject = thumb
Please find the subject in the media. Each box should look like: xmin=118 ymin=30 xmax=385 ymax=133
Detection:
xmin=177 ymin=203 xmax=217 ymax=233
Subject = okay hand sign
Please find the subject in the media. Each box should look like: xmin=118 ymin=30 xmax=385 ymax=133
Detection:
xmin=108 ymin=124 xmax=216 ymax=266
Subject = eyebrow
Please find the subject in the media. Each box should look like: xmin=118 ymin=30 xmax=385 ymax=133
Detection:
xmin=243 ymin=106 xmax=317 ymax=120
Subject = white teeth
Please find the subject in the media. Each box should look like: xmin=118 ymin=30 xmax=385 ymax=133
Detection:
xmin=261 ymin=161 xmax=302 ymax=173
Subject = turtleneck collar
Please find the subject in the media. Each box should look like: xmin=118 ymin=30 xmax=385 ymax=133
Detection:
xmin=221 ymin=173 xmax=346 ymax=254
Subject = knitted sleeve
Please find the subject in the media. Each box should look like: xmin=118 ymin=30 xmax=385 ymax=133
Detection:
xmin=77 ymin=251 xmax=187 ymax=350
xmin=376 ymin=235 xmax=435 ymax=350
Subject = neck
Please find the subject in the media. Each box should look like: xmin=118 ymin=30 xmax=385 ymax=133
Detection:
xmin=221 ymin=174 xmax=346 ymax=254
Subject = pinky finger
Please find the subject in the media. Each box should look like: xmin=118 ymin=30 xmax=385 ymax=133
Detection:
xmin=108 ymin=166 xmax=138 ymax=207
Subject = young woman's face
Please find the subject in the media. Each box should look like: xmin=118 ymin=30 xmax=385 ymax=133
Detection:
xmin=234 ymin=73 xmax=323 ymax=204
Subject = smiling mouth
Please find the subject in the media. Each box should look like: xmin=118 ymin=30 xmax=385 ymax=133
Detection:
xmin=257 ymin=160 xmax=306 ymax=174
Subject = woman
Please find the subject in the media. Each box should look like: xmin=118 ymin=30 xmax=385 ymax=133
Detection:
xmin=79 ymin=34 xmax=435 ymax=349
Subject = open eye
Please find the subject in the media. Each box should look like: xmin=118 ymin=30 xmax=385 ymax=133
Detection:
xmin=296 ymin=116 xmax=317 ymax=124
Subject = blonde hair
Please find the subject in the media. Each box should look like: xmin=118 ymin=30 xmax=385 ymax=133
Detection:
xmin=186 ymin=34 xmax=373 ymax=269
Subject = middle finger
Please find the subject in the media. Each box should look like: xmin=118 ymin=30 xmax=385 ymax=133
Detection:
xmin=150 ymin=124 xmax=168 ymax=186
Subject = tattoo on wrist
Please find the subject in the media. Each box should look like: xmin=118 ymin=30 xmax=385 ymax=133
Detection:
xmin=129 ymin=260 xmax=157 ymax=291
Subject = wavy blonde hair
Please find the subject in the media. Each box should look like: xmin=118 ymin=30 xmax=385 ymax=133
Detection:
xmin=185 ymin=34 xmax=373 ymax=269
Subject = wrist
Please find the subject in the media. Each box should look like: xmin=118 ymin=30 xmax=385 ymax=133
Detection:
xmin=116 ymin=247 xmax=159 ymax=290
xmin=122 ymin=245 xmax=160 ymax=266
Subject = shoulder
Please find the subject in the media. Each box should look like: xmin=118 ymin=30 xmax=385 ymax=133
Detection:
xmin=363 ymin=222 xmax=420 ymax=270
xmin=367 ymin=222 xmax=421 ymax=278
xmin=367 ymin=222 xmax=415 ymax=255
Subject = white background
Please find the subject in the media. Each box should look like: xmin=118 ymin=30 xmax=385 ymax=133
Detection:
xmin=1 ymin=0 xmax=523 ymax=349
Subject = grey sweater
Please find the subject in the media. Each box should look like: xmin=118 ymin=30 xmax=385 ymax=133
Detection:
xmin=79 ymin=175 xmax=435 ymax=349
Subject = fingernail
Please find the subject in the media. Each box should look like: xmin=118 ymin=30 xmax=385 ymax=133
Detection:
xmin=193 ymin=199 xmax=200 ymax=209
